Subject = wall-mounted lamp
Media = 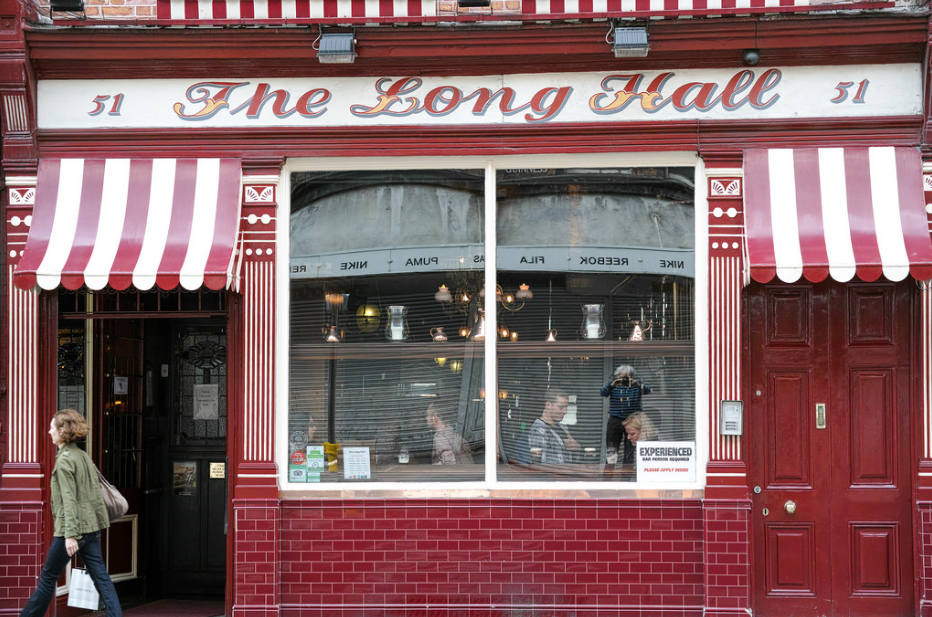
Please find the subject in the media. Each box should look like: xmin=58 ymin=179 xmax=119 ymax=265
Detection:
xmin=317 ymin=31 xmax=357 ymax=64
xmin=457 ymin=0 xmax=491 ymax=5
xmin=611 ymin=26 xmax=649 ymax=58
xmin=50 ymin=0 xmax=84 ymax=10
xmin=743 ymin=49 xmax=761 ymax=66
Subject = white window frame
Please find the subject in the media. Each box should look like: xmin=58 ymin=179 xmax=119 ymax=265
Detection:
xmin=276 ymin=152 xmax=709 ymax=496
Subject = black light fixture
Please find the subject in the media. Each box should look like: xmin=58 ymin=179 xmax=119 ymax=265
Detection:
xmin=458 ymin=0 xmax=492 ymax=6
xmin=743 ymin=49 xmax=761 ymax=66
xmin=316 ymin=31 xmax=357 ymax=64
xmin=50 ymin=0 xmax=84 ymax=11
xmin=610 ymin=26 xmax=649 ymax=58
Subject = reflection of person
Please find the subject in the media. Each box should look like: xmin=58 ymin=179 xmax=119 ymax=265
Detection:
xmin=20 ymin=409 xmax=123 ymax=617
xmin=621 ymin=411 xmax=658 ymax=465
xmin=601 ymin=365 xmax=652 ymax=464
xmin=528 ymin=388 xmax=580 ymax=464
xmin=426 ymin=402 xmax=474 ymax=465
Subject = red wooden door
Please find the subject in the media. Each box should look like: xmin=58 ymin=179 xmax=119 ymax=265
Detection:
xmin=749 ymin=281 xmax=914 ymax=617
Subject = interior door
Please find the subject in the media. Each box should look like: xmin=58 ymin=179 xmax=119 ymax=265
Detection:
xmin=749 ymin=281 xmax=914 ymax=617
xmin=162 ymin=321 xmax=227 ymax=597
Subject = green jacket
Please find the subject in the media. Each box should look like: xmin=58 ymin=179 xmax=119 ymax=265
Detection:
xmin=51 ymin=442 xmax=110 ymax=538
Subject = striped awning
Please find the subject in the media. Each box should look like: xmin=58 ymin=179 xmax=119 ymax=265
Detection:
xmin=743 ymin=147 xmax=932 ymax=284
xmin=14 ymin=158 xmax=242 ymax=292
xmin=156 ymin=0 xmax=893 ymax=21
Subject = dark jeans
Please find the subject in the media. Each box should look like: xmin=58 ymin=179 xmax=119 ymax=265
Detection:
xmin=606 ymin=415 xmax=634 ymax=463
xmin=20 ymin=531 xmax=122 ymax=617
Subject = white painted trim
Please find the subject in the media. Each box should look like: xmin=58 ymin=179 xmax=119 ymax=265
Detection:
xmin=277 ymin=151 xmax=706 ymax=494
xmin=5 ymin=176 xmax=37 ymax=187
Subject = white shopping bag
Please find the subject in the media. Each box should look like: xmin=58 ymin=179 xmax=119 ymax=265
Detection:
xmin=67 ymin=567 xmax=100 ymax=610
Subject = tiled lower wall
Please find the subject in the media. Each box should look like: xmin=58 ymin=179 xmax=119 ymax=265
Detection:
xmin=0 ymin=504 xmax=43 ymax=614
xmin=280 ymin=498 xmax=704 ymax=617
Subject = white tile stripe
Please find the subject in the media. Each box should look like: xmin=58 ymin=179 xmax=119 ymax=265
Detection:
xmin=9 ymin=267 xmax=37 ymax=463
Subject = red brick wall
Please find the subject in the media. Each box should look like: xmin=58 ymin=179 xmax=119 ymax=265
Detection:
xmin=280 ymin=498 xmax=704 ymax=617
xmin=0 ymin=504 xmax=44 ymax=613
xmin=234 ymin=499 xmax=280 ymax=617
xmin=920 ymin=501 xmax=932 ymax=617
xmin=702 ymin=501 xmax=750 ymax=616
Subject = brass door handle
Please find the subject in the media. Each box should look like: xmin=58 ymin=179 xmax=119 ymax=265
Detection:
xmin=784 ymin=500 xmax=797 ymax=514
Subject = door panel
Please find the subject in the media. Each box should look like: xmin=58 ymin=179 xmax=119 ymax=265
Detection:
xmin=765 ymin=525 xmax=816 ymax=594
xmin=750 ymin=281 xmax=913 ymax=617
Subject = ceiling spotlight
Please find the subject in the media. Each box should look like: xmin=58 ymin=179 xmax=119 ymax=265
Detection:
xmin=317 ymin=32 xmax=357 ymax=64
xmin=743 ymin=49 xmax=761 ymax=66
xmin=612 ymin=27 xmax=649 ymax=58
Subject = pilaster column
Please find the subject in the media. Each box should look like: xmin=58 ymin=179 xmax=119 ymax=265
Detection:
xmin=917 ymin=165 xmax=932 ymax=617
xmin=231 ymin=160 xmax=281 ymax=617
xmin=0 ymin=175 xmax=44 ymax=615
xmin=703 ymin=162 xmax=751 ymax=617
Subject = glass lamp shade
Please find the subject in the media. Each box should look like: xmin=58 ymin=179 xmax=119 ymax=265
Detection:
xmin=323 ymin=325 xmax=342 ymax=343
xmin=515 ymin=284 xmax=533 ymax=300
xmin=545 ymin=328 xmax=558 ymax=342
xmin=581 ymin=304 xmax=606 ymax=339
xmin=434 ymin=285 xmax=452 ymax=303
xmin=385 ymin=305 xmax=409 ymax=341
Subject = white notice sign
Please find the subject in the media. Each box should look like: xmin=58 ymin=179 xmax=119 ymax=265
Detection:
xmin=193 ymin=384 xmax=219 ymax=420
xmin=637 ymin=441 xmax=696 ymax=482
xmin=343 ymin=447 xmax=371 ymax=480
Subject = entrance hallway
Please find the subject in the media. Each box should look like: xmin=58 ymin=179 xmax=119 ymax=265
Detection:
xmin=115 ymin=599 xmax=224 ymax=617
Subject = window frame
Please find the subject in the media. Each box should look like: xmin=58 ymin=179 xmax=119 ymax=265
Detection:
xmin=277 ymin=152 xmax=709 ymax=496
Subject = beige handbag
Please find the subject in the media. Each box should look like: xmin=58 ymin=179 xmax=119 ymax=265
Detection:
xmin=96 ymin=468 xmax=128 ymax=521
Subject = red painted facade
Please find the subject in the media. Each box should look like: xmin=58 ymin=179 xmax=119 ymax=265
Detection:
xmin=0 ymin=1 xmax=930 ymax=616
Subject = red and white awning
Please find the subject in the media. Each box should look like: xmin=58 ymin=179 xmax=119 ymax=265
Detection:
xmin=14 ymin=158 xmax=242 ymax=292
xmin=156 ymin=0 xmax=893 ymax=21
xmin=743 ymin=147 xmax=932 ymax=284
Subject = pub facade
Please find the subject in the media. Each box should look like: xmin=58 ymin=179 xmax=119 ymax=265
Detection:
xmin=0 ymin=0 xmax=931 ymax=616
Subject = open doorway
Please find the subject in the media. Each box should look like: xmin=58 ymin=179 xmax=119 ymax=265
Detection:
xmin=57 ymin=290 xmax=229 ymax=608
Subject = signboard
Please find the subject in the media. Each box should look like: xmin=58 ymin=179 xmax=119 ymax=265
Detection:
xmin=636 ymin=441 xmax=696 ymax=482
xmin=291 ymin=244 xmax=693 ymax=279
xmin=38 ymin=65 xmax=920 ymax=130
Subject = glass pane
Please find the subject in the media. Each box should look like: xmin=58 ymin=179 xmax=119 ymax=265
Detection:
xmin=494 ymin=167 xmax=696 ymax=482
xmin=289 ymin=170 xmax=486 ymax=483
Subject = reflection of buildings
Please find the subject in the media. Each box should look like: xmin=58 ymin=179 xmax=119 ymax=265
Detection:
xmin=0 ymin=0 xmax=931 ymax=615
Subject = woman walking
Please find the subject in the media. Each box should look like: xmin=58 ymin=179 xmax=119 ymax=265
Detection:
xmin=20 ymin=409 xmax=122 ymax=617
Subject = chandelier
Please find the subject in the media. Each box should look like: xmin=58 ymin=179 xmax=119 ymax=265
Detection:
xmin=434 ymin=276 xmax=532 ymax=340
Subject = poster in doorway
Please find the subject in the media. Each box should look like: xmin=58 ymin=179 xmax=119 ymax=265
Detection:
xmin=173 ymin=461 xmax=197 ymax=496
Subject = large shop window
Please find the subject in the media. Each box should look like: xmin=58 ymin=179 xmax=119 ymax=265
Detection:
xmin=288 ymin=166 xmax=695 ymax=484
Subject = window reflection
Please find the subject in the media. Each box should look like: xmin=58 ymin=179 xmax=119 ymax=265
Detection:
xmin=287 ymin=166 xmax=696 ymax=484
